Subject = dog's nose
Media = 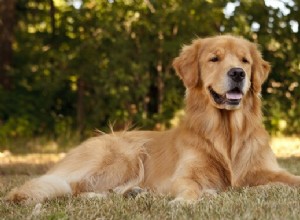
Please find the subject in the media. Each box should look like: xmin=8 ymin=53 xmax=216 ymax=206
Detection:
xmin=227 ymin=68 xmax=245 ymax=82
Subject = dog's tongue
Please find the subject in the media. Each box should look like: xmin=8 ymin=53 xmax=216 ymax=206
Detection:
xmin=226 ymin=92 xmax=242 ymax=100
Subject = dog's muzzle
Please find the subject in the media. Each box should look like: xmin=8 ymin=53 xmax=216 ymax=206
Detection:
xmin=209 ymin=68 xmax=245 ymax=106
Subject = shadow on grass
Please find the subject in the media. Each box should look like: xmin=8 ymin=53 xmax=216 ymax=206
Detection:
xmin=0 ymin=162 xmax=53 ymax=176
xmin=278 ymin=157 xmax=300 ymax=175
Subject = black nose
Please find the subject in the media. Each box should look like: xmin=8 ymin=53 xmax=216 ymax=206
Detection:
xmin=227 ymin=68 xmax=245 ymax=82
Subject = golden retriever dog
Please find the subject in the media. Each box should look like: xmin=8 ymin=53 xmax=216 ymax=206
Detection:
xmin=6 ymin=35 xmax=300 ymax=204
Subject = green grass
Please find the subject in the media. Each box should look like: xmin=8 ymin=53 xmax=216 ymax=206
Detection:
xmin=1 ymin=138 xmax=300 ymax=220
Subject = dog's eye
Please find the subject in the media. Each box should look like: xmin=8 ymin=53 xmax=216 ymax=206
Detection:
xmin=210 ymin=56 xmax=219 ymax=62
xmin=242 ymin=57 xmax=249 ymax=63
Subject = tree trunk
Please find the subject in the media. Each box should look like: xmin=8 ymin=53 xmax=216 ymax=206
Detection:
xmin=50 ymin=0 xmax=56 ymax=37
xmin=156 ymin=60 xmax=164 ymax=114
xmin=146 ymin=44 xmax=164 ymax=123
xmin=156 ymin=30 xmax=164 ymax=115
xmin=0 ymin=0 xmax=16 ymax=89
xmin=76 ymin=78 xmax=85 ymax=136
xmin=147 ymin=63 xmax=159 ymax=116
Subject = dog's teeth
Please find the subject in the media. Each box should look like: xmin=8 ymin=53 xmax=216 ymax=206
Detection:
xmin=226 ymin=93 xmax=242 ymax=100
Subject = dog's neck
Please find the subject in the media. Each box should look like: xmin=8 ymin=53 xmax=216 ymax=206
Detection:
xmin=181 ymin=87 xmax=263 ymax=158
xmin=182 ymin=87 xmax=262 ymax=136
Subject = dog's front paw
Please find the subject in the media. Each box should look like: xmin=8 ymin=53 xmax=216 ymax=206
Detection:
xmin=6 ymin=189 xmax=29 ymax=203
xmin=123 ymin=186 xmax=148 ymax=198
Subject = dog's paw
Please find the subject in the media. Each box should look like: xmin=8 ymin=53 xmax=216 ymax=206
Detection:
xmin=6 ymin=190 xmax=29 ymax=203
xmin=123 ymin=186 xmax=148 ymax=198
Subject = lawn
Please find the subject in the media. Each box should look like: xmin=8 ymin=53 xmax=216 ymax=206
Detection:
xmin=1 ymin=137 xmax=300 ymax=220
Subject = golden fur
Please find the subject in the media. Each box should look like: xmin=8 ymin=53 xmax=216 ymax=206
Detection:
xmin=6 ymin=35 xmax=300 ymax=204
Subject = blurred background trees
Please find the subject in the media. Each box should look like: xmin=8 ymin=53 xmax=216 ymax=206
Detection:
xmin=0 ymin=0 xmax=300 ymax=149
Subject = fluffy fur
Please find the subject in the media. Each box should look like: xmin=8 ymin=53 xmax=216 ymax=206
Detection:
xmin=6 ymin=35 xmax=300 ymax=204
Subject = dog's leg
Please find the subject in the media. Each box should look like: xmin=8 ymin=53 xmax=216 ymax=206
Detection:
xmin=6 ymin=135 xmax=147 ymax=203
xmin=69 ymin=155 xmax=145 ymax=196
xmin=242 ymin=169 xmax=300 ymax=187
xmin=6 ymin=175 xmax=72 ymax=203
xmin=169 ymin=178 xmax=201 ymax=204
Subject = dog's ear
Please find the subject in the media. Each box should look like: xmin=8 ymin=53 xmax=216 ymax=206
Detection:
xmin=250 ymin=43 xmax=271 ymax=93
xmin=173 ymin=39 xmax=201 ymax=88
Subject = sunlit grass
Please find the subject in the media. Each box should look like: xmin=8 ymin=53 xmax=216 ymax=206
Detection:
xmin=0 ymin=152 xmax=65 ymax=165
xmin=271 ymin=136 xmax=300 ymax=158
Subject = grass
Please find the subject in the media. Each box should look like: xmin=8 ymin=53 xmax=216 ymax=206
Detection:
xmin=1 ymin=137 xmax=300 ymax=220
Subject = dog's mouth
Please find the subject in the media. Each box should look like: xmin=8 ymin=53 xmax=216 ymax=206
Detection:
xmin=209 ymin=87 xmax=243 ymax=106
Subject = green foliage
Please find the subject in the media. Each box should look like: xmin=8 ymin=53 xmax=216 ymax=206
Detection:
xmin=1 ymin=0 xmax=300 ymax=146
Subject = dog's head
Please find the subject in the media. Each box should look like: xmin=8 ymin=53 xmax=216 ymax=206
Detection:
xmin=173 ymin=35 xmax=270 ymax=110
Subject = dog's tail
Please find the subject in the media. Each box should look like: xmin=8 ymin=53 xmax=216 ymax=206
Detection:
xmin=6 ymin=175 xmax=72 ymax=203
